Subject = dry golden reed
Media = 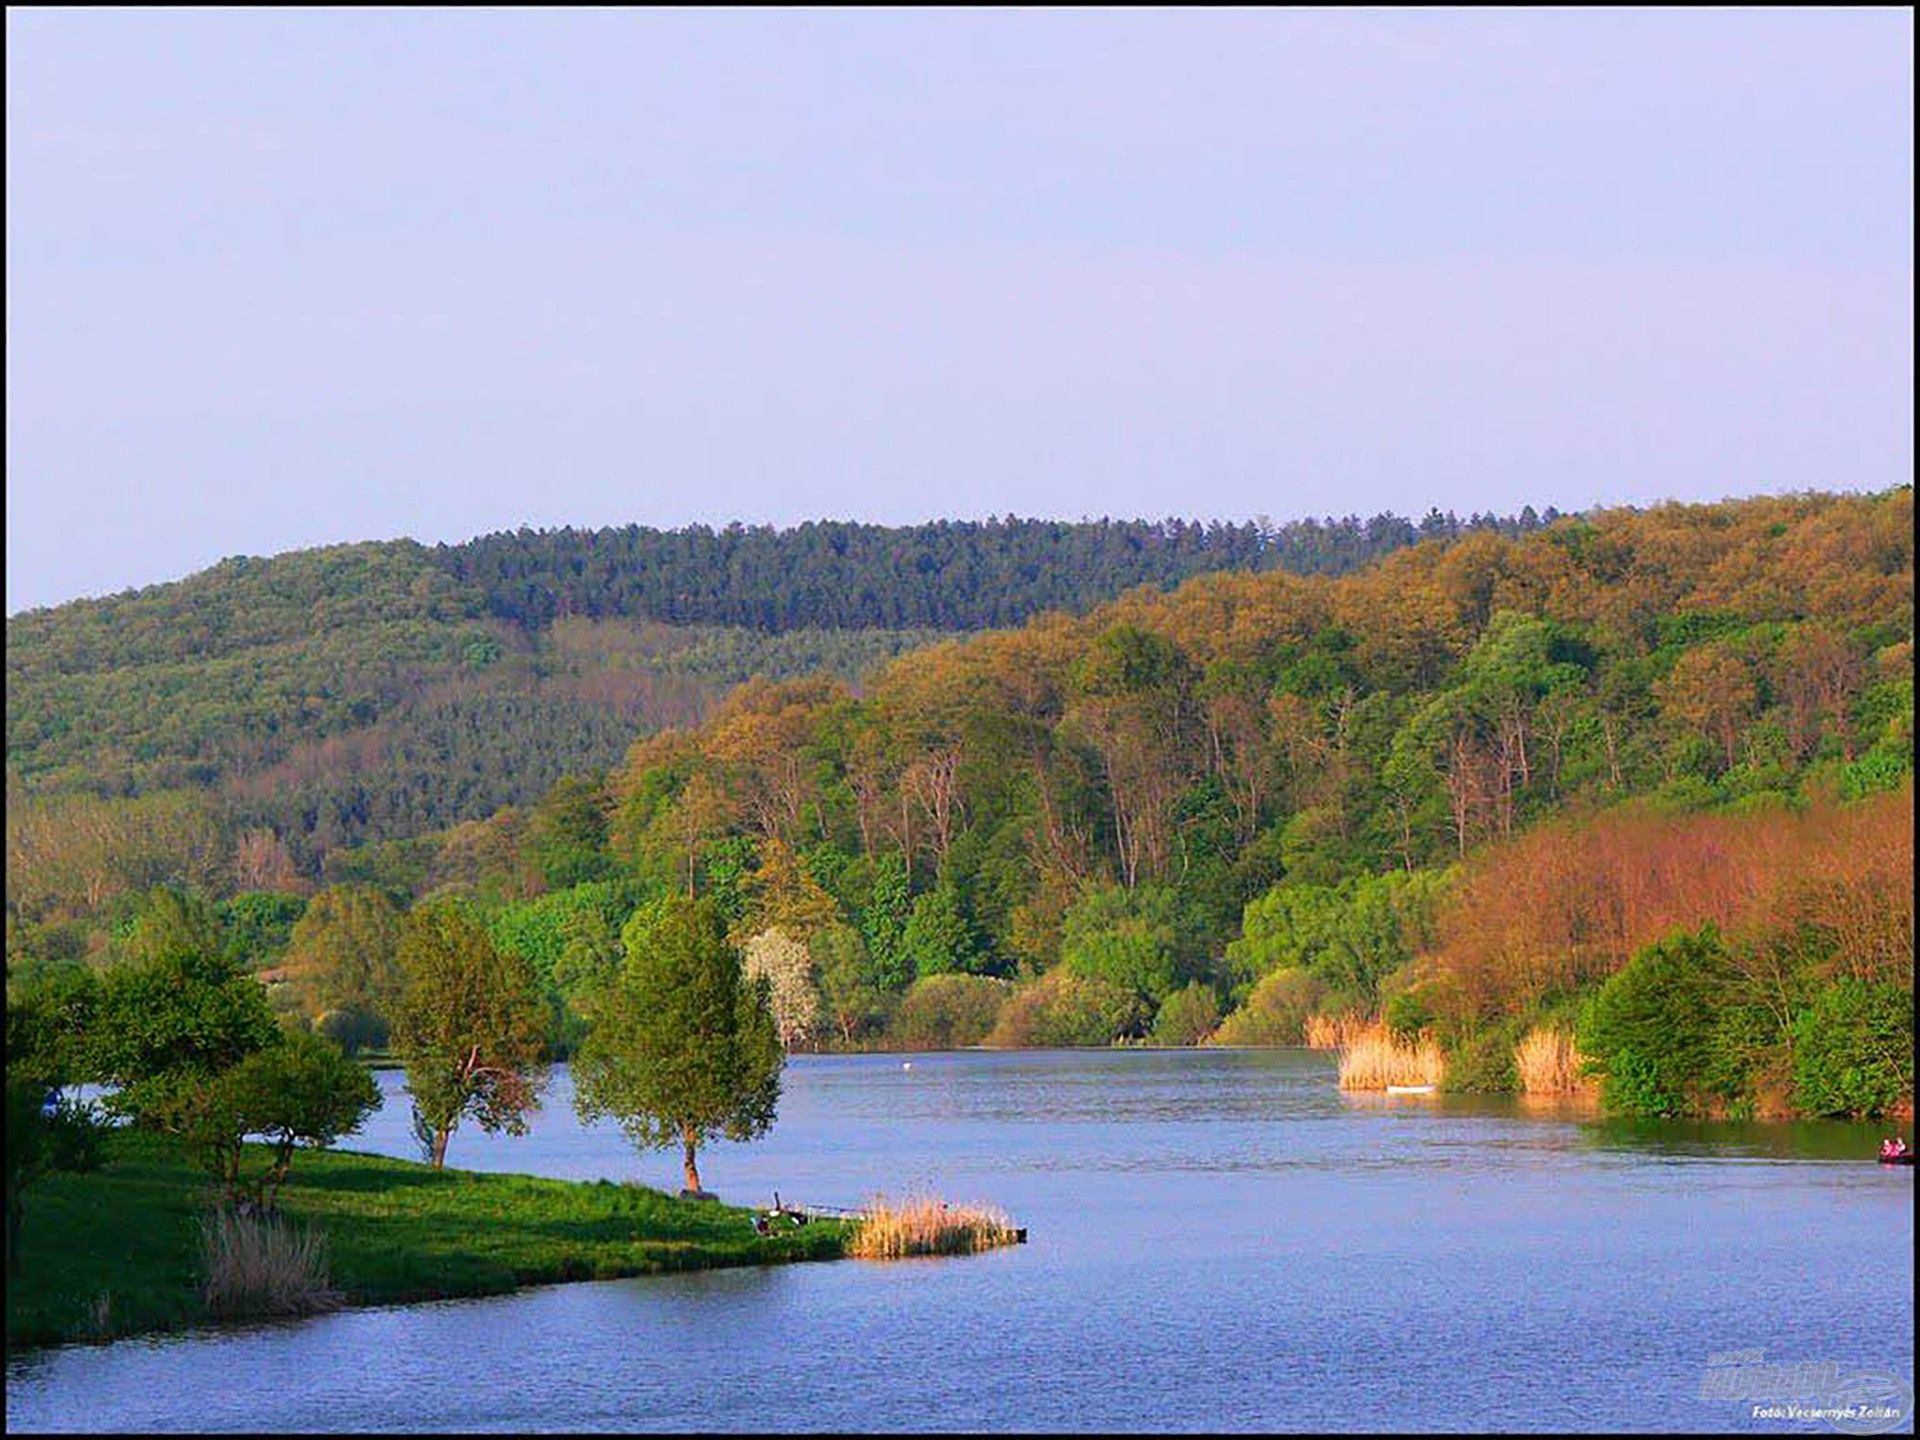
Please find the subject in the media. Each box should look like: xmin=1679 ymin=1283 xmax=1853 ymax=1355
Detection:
xmin=848 ymin=1195 xmax=1021 ymax=1260
xmin=1335 ymin=1023 xmax=1446 ymax=1091
xmin=1303 ymin=1013 xmax=1372 ymax=1051
xmin=199 ymin=1208 xmax=343 ymax=1319
xmin=1513 ymin=1026 xmax=1597 ymax=1099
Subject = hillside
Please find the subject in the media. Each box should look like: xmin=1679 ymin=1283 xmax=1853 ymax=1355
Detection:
xmin=9 ymin=489 xmax=1909 ymax=1118
xmin=5 ymin=509 xmax=1551 ymax=868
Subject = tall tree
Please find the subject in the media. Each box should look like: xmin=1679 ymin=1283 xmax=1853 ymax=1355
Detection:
xmin=390 ymin=903 xmax=549 ymax=1168
xmin=571 ymin=896 xmax=782 ymax=1195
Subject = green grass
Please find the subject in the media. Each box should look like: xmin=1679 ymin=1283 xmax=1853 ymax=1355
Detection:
xmin=6 ymin=1130 xmax=850 ymax=1349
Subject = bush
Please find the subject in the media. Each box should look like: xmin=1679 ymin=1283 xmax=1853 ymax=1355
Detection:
xmin=1576 ymin=927 xmax=1729 ymax=1118
xmin=986 ymin=969 xmax=1135 ymax=1048
xmin=1209 ymin=968 xmax=1325 ymax=1046
xmin=1148 ymin=983 xmax=1221 ymax=1047
xmin=1443 ymin=1016 xmax=1524 ymax=1094
xmin=1383 ymin=989 xmax=1434 ymax=1040
xmin=1792 ymin=980 xmax=1915 ymax=1119
xmin=888 ymin=974 xmax=1009 ymax=1050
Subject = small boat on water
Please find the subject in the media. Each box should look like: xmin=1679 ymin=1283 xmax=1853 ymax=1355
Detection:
xmin=1385 ymin=1084 xmax=1437 ymax=1095
xmin=1879 ymin=1140 xmax=1913 ymax=1166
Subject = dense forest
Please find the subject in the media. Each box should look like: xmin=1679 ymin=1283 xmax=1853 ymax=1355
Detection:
xmin=8 ymin=490 xmax=1910 ymax=1120
xmin=6 ymin=508 xmax=1551 ymax=866
xmin=431 ymin=511 xmax=1558 ymax=630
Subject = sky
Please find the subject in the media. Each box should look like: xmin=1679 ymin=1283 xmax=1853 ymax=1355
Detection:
xmin=5 ymin=8 xmax=1912 ymax=614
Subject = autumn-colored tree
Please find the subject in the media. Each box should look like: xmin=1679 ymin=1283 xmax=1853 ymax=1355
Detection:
xmin=1655 ymin=643 xmax=1757 ymax=772
xmin=391 ymin=903 xmax=549 ymax=1168
xmin=279 ymin=885 xmax=403 ymax=1042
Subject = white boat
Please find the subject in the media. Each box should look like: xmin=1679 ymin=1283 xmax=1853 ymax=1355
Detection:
xmin=1385 ymin=1084 xmax=1437 ymax=1095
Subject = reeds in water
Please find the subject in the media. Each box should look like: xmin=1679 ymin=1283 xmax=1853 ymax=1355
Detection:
xmin=199 ymin=1207 xmax=343 ymax=1319
xmin=1513 ymin=1026 xmax=1597 ymax=1100
xmin=1303 ymin=1013 xmax=1373 ymax=1051
xmin=1335 ymin=1023 xmax=1446 ymax=1091
xmin=848 ymin=1195 xmax=1021 ymax=1260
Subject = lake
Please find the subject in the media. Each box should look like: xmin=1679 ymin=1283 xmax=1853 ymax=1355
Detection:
xmin=6 ymin=1050 xmax=1914 ymax=1433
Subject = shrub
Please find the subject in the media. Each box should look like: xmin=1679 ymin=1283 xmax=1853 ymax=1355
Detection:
xmin=199 ymin=1208 xmax=341 ymax=1319
xmin=986 ymin=969 xmax=1135 ymax=1048
xmin=1148 ymin=983 xmax=1221 ymax=1047
xmin=1444 ymin=1020 xmax=1520 ymax=1094
xmin=1576 ymin=927 xmax=1729 ymax=1118
xmin=1792 ymin=980 xmax=1915 ymax=1119
xmin=1209 ymin=968 xmax=1325 ymax=1046
xmin=1383 ymin=989 xmax=1434 ymax=1040
xmin=888 ymin=974 xmax=1009 ymax=1050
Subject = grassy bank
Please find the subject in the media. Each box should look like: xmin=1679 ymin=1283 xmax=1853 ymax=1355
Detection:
xmin=6 ymin=1130 xmax=850 ymax=1349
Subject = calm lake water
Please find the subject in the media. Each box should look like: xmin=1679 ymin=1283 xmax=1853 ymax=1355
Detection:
xmin=7 ymin=1050 xmax=1914 ymax=1433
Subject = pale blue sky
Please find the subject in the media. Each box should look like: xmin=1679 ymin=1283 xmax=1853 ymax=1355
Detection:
xmin=6 ymin=8 xmax=1912 ymax=613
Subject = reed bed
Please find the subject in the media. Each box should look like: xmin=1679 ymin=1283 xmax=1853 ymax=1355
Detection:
xmin=199 ymin=1207 xmax=343 ymax=1319
xmin=1303 ymin=1013 xmax=1373 ymax=1051
xmin=848 ymin=1195 xmax=1022 ymax=1260
xmin=1513 ymin=1026 xmax=1597 ymax=1100
xmin=1335 ymin=1023 xmax=1447 ymax=1091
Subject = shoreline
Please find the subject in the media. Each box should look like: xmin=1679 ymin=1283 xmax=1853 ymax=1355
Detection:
xmin=5 ymin=1132 xmax=852 ymax=1352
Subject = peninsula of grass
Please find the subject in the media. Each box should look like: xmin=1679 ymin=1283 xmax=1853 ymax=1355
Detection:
xmin=6 ymin=1129 xmax=852 ymax=1349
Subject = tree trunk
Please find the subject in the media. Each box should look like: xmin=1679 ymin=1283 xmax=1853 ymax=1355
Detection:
xmin=682 ymin=1127 xmax=702 ymax=1193
xmin=431 ymin=1127 xmax=451 ymax=1170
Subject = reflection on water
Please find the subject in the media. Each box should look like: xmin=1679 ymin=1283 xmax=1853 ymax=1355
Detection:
xmin=8 ymin=1050 xmax=1913 ymax=1433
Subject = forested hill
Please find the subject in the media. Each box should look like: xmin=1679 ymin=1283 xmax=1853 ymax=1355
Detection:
xmin=10 ymin=490 xmax=1906 ymax=1120
xmin=6 ymin=506 xmax=1553 ymax=869
xmin=429 ymin=511 xmax=1558 ymax=630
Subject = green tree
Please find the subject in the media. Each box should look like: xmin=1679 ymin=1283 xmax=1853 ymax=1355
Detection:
xmin=118 ymin=886 xmax=224 ymax=968
xmin=1792 ymin=980 xmax=1914 ymax=1119
xmin=1148 ymin=982 xmax=1222 ymax=1047
xmin=571 ymin=896 xmax=782 ymax=1195
xmin=280 ymin=885 xmax=403 ymax=1048
xmin=4 ymin=1078 xmax=100 ymax=1276
xmin=391 ymin=903 xmax=549 ymax=1168
xmin=88 ymin=944 xmax=283 ymax=1128
xmin=899 ymin=884 xmax=982 ymax=979
xmin=813 ymin=923 xmax=890 ymax=1046
xmin=528 ymin=774 xmax=615 ymax=890
xmin=1059 ymin=884 xmax=1195 ymax=1032
xmin=5 ymin=977 xmax=104 ymax=1275
xmin=860 ymin=852 xmax=914 ymax=991
xmin=1577 ymin=927 xmax=1729 ymax=1118
xmin=175 ymin=1030 xmax=381 ymax=1208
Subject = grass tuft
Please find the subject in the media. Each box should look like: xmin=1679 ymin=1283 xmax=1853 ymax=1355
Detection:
xmin=1336 ymin=1023 xmax=1446 ymax=1090
xmin=1513 ymin=1025 xmax=1597 ymax=1099
xmin=199 ymin=1207 xmax=343 ymax=1320
xmin=848 ymin=1195 xmax=1021 ymax=1259
xmin=1304 ymin=1013 xmax=1372 ymax=1051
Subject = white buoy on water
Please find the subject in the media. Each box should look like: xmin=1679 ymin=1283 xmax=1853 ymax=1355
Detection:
xmin=902 ymin=1061 xmax=912 ymax=1071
